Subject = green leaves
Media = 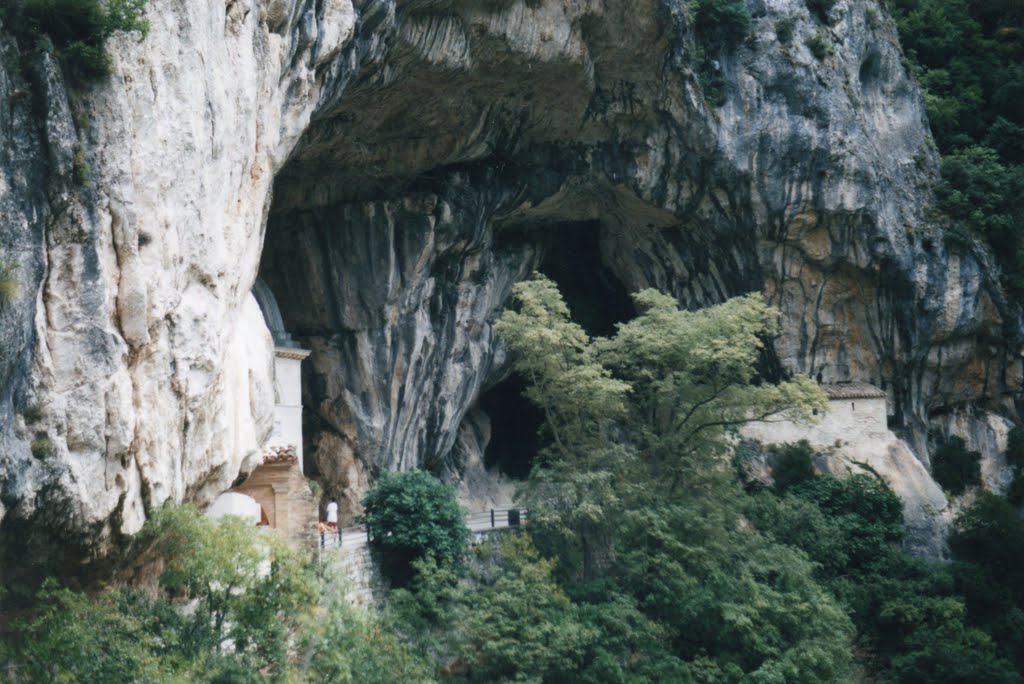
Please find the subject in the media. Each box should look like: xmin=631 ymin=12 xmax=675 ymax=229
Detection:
xmin=358 ymin=470 xmax=469 ymax=586
xmin=14 ymin=0 xmax=149 ymax=78
xmin=491 ymin=276 xmax=853 ymax=679
xmin=889 ymin=0 xmax=1024 ymax=297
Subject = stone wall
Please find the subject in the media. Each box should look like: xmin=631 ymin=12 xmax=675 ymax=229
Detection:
xmin=232 ymin=459 xmax=317 ymax=551
xmin=743 ymin=396 xmax=890 ymax=457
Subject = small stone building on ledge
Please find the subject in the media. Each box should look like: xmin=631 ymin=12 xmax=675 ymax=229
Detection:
xmin=741 ymin=382 xmax=890 ymax=453
xmin=229 ymin=445 xmax=318 ymax=549
xmin=207 ymin=279 xmax=317 ymax=549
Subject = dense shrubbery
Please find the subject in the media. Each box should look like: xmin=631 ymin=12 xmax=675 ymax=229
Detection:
xmin=359 ymin=470 xmax=469 ymax=586
xmin=0 ymin=505 xmax=433 ymax=681
xmin=3 ymin=0 xmax=147 ymax=78
xmin=693 ymin=0 xmax=751 ymax=49
xmin=889 ymin=0 xmax=1024 ymax=299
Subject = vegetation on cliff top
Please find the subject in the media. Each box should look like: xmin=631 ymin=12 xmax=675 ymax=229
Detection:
xmin=1 ymin=0 xmax=148 ymax=78
xmin=889 ymin=0 xmax=1024 ymax=300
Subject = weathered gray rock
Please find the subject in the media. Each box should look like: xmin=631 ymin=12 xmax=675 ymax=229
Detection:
xmin=1 ymin=0 xmax=1021 ymax=582
xmin=0 ymin=0 xmax=358 ymax=583
xmin=262 ymin=0 xmax=1021 ymax=535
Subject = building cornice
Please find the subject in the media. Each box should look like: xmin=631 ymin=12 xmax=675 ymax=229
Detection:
xmin=274 ymin=346 xmax=311 ymax=360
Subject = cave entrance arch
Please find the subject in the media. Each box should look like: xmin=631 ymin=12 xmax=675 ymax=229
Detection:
xmin=478 ymin=373 xmax=544 ymax=479
xmin=538 ymin=221 xmax=635 ymax=337
xmin=474 ymin=220 xmax=636 ymax=480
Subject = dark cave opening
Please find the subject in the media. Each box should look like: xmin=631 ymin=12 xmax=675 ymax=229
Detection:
xmin=539 ymin=222 xmax=635 ymax=337
xmin=478 ymin=374 xmax=544 ymax=479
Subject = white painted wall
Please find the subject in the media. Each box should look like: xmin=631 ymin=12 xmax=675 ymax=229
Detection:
xmin=267 ymin=352 xmax=308 ymax=472
xmin=742 ymin=396 xmax=889 ymax=458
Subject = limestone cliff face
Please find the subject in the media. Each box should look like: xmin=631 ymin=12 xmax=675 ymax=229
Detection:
xmin=0 ymin=0 xmax=1020 ymax=577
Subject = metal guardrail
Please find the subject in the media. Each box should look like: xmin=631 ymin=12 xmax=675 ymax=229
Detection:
xmin=318 ymin=508 xmax=527 ymax=552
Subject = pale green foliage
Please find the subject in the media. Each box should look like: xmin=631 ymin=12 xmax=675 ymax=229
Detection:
xmin=0 ymin=262 xmax=16 ymax=306
xmin=597 ymin=289 xmax=827 ymax=493
xmin=486 ymin=276 xmax=855 ymax=679
xmin=498 ymin=275 xmax=828 ymax=497
xmin=497 ymin=275 xmax=828 ymax=585
xmin=141 ymin=504 xmax=318 ymax=674
xmin=2 ymin=505 xmax=433 ymax=682
xmin=295 ymin=567 xmax=436 ymax=683
xmin=496 ymin=275 xmax=635 ymax=580
xmin=387 ymin=535 xmax=595 ymax=683
xmin=494 ymin=274 xmax=631 ymax=459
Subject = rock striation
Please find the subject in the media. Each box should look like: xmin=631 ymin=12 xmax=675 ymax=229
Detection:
xmin=0 ymin=0 xmax=1021 ymax=583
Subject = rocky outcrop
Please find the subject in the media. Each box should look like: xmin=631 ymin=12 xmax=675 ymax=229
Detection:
xmin=0 ymin=0 xmax=357 ymax=584
xmin=1 ymin=0 xmax=1021 ymax=582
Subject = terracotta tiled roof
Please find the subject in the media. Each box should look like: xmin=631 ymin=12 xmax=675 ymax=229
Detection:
xmin=263 ymin=444 xmax=298 ymax=463
xmin=820 ymin=383 xmax=887 ymax=400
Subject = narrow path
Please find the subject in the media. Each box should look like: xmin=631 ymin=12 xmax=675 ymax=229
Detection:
xmin=318 ymin=508 xmax=527 ymax=552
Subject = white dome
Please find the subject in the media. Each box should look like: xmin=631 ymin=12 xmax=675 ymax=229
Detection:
xmin=206 ymin=492 xmax=262 ymax=524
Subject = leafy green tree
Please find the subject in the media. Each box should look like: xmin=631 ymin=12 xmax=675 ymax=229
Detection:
xmin=452 ymin=535 xmax=595 ymax=683
xmin=0 ymin=580 xmax=173 ymax=683
xmin=744 ymin=489 xmax=852 ymax=575
xmin=950 ymin=493 xmax=1024 ymax=670
xmin=358 ymin=470 xmax=470 ymax=586
xmin=140 ymin=504 xmax=318 ymax=678
xmin=295 ymin=568 xmax=436 ymax=683
xmin=888 ymin=619 xmax=1018 ymax=684
xmin=612 ymin=502 xmax=855 ymax=682
xmin=594 ymin=288 xmax=826 ymax=495
xmin=788 ymin=474 xmax=904 ymax=572
xmin=495 ymin=275 xmax=632 ymax=581
xmin=497 ymin=276 xmax=827 ymax=579
xmin=387 ymin=535 xmax=596 ymax=683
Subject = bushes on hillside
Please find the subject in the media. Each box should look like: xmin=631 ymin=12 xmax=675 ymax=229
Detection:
xmin=694 ymin=0 xmax=751 ymax=49
xmin=0 ymin=504 xmax=433 ymax=681
xmin=889 ymin=0 xmax=1024 ymax=300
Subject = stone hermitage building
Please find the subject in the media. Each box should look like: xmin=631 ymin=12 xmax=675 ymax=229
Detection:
xmin=207 ymin=280 xmax=317 ymax=549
